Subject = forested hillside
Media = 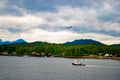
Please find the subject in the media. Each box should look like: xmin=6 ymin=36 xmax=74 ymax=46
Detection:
xmin=0 ymin=42 xmax=120 ymax=57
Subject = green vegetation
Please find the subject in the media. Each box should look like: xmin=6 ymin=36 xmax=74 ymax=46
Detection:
xmin=0 ymin=43 xmax=120 ymax=58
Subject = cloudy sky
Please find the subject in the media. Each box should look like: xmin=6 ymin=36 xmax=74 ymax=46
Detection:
xmin=0 ymin=0 xmax=120 ymax=44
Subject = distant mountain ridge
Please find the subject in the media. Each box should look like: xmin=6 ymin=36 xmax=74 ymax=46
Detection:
xmin=0 ymin=38 xmax=120 ymax=46
xmin=0 ymin=39 xmax=27 ymax=45
xmin=64 ymin=39 xmax=104 ymax=45
xmin=111 ymin=44 xmax=120 ymax=46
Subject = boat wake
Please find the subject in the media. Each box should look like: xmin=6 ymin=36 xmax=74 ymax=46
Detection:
xmin=86 ymin=65 xmax=120 ymax=69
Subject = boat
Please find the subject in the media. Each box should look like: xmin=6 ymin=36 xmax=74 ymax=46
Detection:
xmin=72 ymin=59 xmax=86 ymax=66
xmin=72 ymin=63 xmax=86 ymax=66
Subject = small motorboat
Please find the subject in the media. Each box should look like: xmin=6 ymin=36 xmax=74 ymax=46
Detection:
xmin=72 ymin=59 xmax=86 ymax=66
xmin=72 ymin=63 xmax=86 ymax=66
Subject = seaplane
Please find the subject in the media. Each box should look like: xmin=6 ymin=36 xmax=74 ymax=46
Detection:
xmin=66 ymin=26 xmax=72 ymax=29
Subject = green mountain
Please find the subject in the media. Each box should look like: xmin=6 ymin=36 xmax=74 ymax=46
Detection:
xmin=64 ymin=39 xmax=104 ymax=45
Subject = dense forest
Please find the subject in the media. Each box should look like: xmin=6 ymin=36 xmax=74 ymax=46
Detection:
xmin=0 ymin=42 xmax=120 ymax=57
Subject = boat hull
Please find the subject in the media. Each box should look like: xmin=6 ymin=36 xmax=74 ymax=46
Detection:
xmin=72 ymin=63 xmax=86 ymax=66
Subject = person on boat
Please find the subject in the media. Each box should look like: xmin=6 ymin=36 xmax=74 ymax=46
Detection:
xmin=74 ymin=60 xmax=80 ymax=64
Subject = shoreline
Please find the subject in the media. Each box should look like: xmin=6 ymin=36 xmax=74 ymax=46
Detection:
xmin=0 ymin=54 xmax=120 ymax=60
xmin=64 ymin=56 xmax=120 ymax=60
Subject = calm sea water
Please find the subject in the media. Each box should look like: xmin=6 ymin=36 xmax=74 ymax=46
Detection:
xmin=0 ymin=56 xmax=120 ymax=80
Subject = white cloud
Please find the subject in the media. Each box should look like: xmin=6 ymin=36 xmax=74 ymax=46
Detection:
xmin=0 ymin=0 xmax=120 ymax=44
xmin=0 ymin=6 xmax=98 ymax=30
xmin=103 ymin=2 xmax=113 ymax=12
xmin=0 ymin=0 xmax=6 ymax=9
xmin=1 ymin=28 xmax=119 ymax=45
xmin=19 ymin=28 xmax=74 ymax=43
xmin=103 ymin=22 xmax=120 ymax=32
xmin=0 ymin=3 xmax=119 ymax=32
xmin=17 ymin=30 xmax=120 ymax=45
xmin=0 ymin=29 xmax=19 ymax=41
xmin=0 ymin=14 xmax=46 ymax=30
